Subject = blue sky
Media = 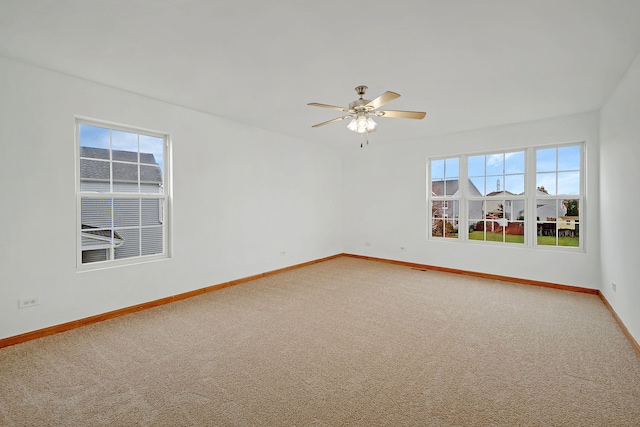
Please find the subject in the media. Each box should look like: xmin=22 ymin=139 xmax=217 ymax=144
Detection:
xmin=79 ymin=124 xmax=164 ymax=168
xmin=432 ymin=146 xmax=580 ymax=196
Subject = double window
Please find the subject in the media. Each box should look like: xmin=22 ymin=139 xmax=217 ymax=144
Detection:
xmin=429 ymin=143 xmax=583 ymax=249
xmin=76 ymin=119 xmax=170 ymax=267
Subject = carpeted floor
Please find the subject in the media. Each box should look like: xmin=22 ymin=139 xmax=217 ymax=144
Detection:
xmin=1 ymin=256 xmax=639 ymax=426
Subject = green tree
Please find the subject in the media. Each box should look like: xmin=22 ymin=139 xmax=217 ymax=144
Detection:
xmin=565 ymin=199 xmax=579 ymax=216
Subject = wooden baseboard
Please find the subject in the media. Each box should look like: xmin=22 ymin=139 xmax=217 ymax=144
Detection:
xmin=598 ymin=293 xmax=640 ymax=358
xmin=344 ymin=253 xmax=640 ymax=358
xmin=343 ymin=253 xmax=599 ymax=294
xmin=3 ymin=253 xmax=638 ymax=360
xmin=0 ymin=254 xmax=342 ymax=349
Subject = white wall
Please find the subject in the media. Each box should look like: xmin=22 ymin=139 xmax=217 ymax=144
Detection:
xmin=600 ymin=52 xmax=640 ymax=343
xmin=0 ymin=57 xmax=343 ymax=339
xmin=343 ymin=112 xmax=601 ymax=289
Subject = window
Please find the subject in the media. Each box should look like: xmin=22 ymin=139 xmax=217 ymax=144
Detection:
xmin=430 ymin=157 xmax=460 ymax=238
xmin=468 ymin=151 xmax=525 ymax=244
xmin=428 ymin=143 xmax=583 ymax=249
xmin=77 ymin=119 xmax=170 ymax=267
xmin=535 ymin=145 xmax=582 ymax=247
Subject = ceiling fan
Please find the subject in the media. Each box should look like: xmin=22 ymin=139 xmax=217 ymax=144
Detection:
xmin=308 ymin=85 xmax=426 ymax=135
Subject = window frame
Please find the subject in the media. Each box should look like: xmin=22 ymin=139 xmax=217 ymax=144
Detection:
xmin=427 ymin=141 xmax=584 ymax=251
xmin=76 ymin=117 xmax=172 ymax=270
xmin=533 ymin=143 xmax=584 ymax=249
xmin=429 ymin=156 xmax=461 ymax=239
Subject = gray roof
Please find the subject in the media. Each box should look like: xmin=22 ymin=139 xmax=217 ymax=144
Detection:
xmin=80 ymin=147 xmax=162 ymax=184
xmin=81 ymin=224 xmax=125 ymax=248
xmin=431 ymin=179 xmax=481 ymax=197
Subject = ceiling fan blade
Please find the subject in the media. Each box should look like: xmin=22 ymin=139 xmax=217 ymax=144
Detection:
xmin=377 ymin=110 xmax=426 ymax=120
xmin=365 ymin=91 xmax=400 ymax=110
xmin=311 ymin=115 xmax=352 ymax=128
xmin=307 ymin=103 xmax=350 ymax=112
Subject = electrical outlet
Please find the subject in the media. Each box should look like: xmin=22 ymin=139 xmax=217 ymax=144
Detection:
xmin=18 ymin=297 xmax=40 ymax=309
xmin=612 ymin=282 xmax=617 ymax=292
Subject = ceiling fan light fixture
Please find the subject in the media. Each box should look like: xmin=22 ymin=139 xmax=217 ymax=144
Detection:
xmin=366 ymin=116 xmax=377 ymax=132
xmin=348 ymin=114 xmax=376 ymax=133
xmin=347 ymin=117 xmax=358 ymax=132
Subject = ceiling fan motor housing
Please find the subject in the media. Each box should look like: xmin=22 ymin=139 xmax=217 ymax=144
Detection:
xmin=355 ymin=85 xmax=368 ymax=96
xmin=348 ymin=98 xmax=373 ymax=113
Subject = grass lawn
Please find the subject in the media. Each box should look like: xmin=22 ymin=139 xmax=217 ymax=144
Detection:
xmin=469 ymin=231 xmax=579 ymax=246
xmin=537 ymin=235 xmax=580 ymax=247
xmin=469 ymin=231 xmax=524 ymax=243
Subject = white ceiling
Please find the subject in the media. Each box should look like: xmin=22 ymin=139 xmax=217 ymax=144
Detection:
xmin=2 ymin=0 xmax=640 ymax=148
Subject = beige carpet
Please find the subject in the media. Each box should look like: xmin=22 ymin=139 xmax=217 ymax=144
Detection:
xmin=1 ymin=256 xmax=639 ymax=426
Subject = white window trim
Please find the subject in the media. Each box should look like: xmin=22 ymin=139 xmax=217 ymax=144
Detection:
xmin=76 ymin=117 xmax=172 ymax=270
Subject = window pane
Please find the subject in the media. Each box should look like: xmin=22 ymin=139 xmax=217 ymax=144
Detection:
xmin=431 ymin=159 xmax=444 ymax=180
xmin=504 ymin=174 xmax=524 ymax=195
xmin=114 ymin=199 xmax=139 ymax=227
xmin=80 ymin=147 xmax=110 ymax=160
xmin=431 ymin=199 xmax=446 ymax=219
xmin=80 ymin=159 xmax=110 ymax=182
xmin=486 ymin=154 xmax=504 ymax=175
xmin=469 ymin=177 xmax=484 ymax=196
xmin=536 ymin=198 xmax=580 ymax=247
xmin=505 ymin=151 xmax=525 ymax=174
xmin=80 ymin=181 xmax=110 ymax=192
xmin=142 ymin=227 xmax=164 ymax=255
xmin=79 ymin=124 xmax=109 ymax=150
xmin=508 ymin=199 xmax=526 ymax=220
xmin=537 ymin=221 xmax=557 ymax=245
xmin=558 ymin=145 xmax=580 ymax=171
xmin=114 ymin=228 xmax=140 ymax=259
xmin=536 ymin=148 xmax=556 ymax=172
xmin=557 ymin=171 xmax=580 ymax=195
xmin=431 ymin=180 xmax=445 ymax=197
xmin=140 ymin=135 xmax=164 ymax=168
xmin=112 ymin=130 xmax=138 ymax=160
xmin=445 ymin=158 xmax=459 ymax=179
xmin=564 ymin=199 xmax=579 ymax=216
xmin=468 ymin=155 xmax=485 ymax=177
xmin=140 ymin=164 xmax=163 ymax=189
xmin=81 ymin=198 xmax=112 ymax=228
xmin=141 ymin=199 xmax=162 ymax=226
xmin=468 ymin=200 xmax=485 ymax=243
xmin=536 ymin=172 xmax=556 ymax=195
xmin=559 ymin=199 xmax=580 ymax=247
xmin=431 ymin=200 xmax=459 ymax=238
xmin=484 ymin=219 xmax=503 ymax=242
xmin=536 ymin=198 xmax=559 ymax=222
xmin=486 ymin=176 xmax=503 ymax=195
xmin=538 ymin=202 xmax=557 ymax=245
xmin=113 ymin=162 xmax=139 ymax=191
xmin=82 ymin=249 xmax=108 ymax=264
xmin=486 ymin=199 xmax=504 ymax=218
xmin=503 ymin=200 xmax=525 ymax=244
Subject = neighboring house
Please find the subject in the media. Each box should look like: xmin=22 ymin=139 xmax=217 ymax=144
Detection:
xmin=486 ymin=190 xmax=569 ymax=224
xmin=80 ymin=147 xmax=163 ymax=263
xmin=558 ymin=215 xmax=580 ymax=237
xmin=432 ymin=181 xmax=578 ymax=237
xmin=485 ymin=190 xmax=517 ymax=224
xmin=431 ymin=179 xmax=483 ymax=220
